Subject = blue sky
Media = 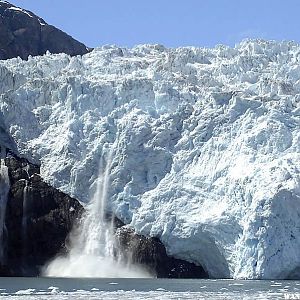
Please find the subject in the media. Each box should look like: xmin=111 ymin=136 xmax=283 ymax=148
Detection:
xmin=11 ymin=0 xmax=300 ymax=48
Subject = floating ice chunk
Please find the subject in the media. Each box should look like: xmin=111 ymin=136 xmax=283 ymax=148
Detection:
xmin=15 ymin=288 xmax=36 ymax=295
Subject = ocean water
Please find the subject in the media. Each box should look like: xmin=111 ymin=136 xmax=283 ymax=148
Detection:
xmin=0 ymin=278 xmax=299 ymax=299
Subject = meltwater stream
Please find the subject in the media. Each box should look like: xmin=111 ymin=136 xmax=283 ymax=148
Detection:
xmin=44 ymin=146 xmax=150 ymax=278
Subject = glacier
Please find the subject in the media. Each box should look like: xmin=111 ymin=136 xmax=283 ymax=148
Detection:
xmin=0 ymin=39 xmax=300 ymax=279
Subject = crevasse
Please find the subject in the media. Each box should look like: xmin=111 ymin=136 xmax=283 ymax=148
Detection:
xmin=0 ymin=39 xmax=300 ymax=279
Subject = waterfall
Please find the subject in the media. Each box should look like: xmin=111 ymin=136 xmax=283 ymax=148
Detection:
xmin=22 ymin=182 xmax=28 ymax=240
xmin=80 ymin=149 xmax=115 ymax=258
xmin=44 ymin=145 xmax=150 ymax=278
xmin=0 ymin=159 xmax=9 ymax=263
xmin=22 ymin=181 xmax=29 ymax=263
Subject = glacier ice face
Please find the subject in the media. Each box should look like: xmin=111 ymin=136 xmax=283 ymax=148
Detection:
xmin=1 ymin=40 xmax=300 ymax=279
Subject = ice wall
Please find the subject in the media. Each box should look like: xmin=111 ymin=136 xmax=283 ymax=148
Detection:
xmin=0 ymin=40 xmax=300 ymax=278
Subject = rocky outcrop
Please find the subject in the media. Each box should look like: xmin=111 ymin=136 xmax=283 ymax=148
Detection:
xmin=116 ymin=227 xmax=208 ymax=278
xmin=0 ymin=1 xmax=89 ymax=60
xmin=0 ymin=155 xmax=83 ymax=276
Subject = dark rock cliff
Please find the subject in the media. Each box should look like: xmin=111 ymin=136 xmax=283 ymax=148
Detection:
xmin=116 ymin=227 xmax=208 ymax=278
xmin=0 ymin=155 xmax=83 ymax=276
xmin=0 ymin=1 xmax=89 ymax=60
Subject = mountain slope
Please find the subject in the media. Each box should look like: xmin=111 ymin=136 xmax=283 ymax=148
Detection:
xmin=0 ymin=1 xmax=89 ymax=59
xmin=0 ymin=40 xmax=300 ymax=279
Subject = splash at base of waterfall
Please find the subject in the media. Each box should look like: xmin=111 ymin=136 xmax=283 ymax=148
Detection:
xmin=44 ymin=217 xmax=152 ymax=278
xmin=43 ymin=145 xmax=152 ymax=278
xmin=44 ymin=254 xmax=151 ymax=278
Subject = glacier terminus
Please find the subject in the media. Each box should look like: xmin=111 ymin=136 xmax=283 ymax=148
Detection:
xmin=0 ymin=39 xmax=300 ymax=279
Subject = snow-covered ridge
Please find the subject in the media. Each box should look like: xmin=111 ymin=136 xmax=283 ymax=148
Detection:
xmin=0 ymin=1 xmax=46 ymax=26
xmin=7 ymin=7 xmax=46 ymax=25
xmin=1 ymin=39 xmax=300 ymax=279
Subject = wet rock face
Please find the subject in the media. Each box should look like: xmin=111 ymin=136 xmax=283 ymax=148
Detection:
xmin=2 ymin=156 xmax=83 ymax=276
xmin=0 ymin=1 xmax=89 ymax=60
xmin=116 ymin=227 xmax=208 ymax=278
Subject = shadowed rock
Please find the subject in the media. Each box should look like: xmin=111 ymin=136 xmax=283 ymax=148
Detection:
xmin=116 ymin=226 xmax=208 ymax=278
xmin=2 ymin=156 xmax=83 ymax=276
xmin=0 ymin=1 xmax=89 ymax=60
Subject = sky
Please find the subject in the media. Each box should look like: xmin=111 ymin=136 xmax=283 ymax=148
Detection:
xmin=11 ymin=0 xmax=300 ymax=48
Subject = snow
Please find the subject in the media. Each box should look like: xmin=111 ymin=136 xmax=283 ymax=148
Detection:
xmin=7 ymin=7 xmax=34 ymax=19
xmin=0 ymin=40 xmax=300 ymax=279
xmin=6 ymin=5 xmax=46 ymax=26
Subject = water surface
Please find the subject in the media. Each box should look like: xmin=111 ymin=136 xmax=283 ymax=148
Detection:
xmin=0 ymin=277 xmax=299 ymax=299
